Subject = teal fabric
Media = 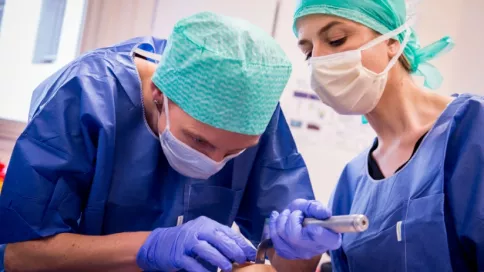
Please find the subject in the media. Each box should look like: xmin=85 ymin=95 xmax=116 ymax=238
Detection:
xmin=293 ymin=0 xmax=454 ymax=89
xmin=153 ymin=12 xmax=292 ymax=135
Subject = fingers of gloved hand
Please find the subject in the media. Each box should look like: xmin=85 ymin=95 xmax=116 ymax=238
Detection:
xmin=269 ymin=210 xmax=279 ymax=234
xmin=288 ymin=199 xmax=332 ymax=219
xmin=275 ymin=209 xmax=291 ymax=239
xmin=284 ymin=210 xmax=305 ymax=244
xmin=219 ymin=225 xmax=257 ymax=262
xmin=303 ymin=224 xmax=342 ymax=250
xmin=287 ymin=198 xmax=310 ymax=212
xmin=305 ymin=201 xmax=332 ymax=220
xmin=269 ymin=211 xmax=294 ymax=260
xmin=198 ymin=228 xmax=248 ymax=265
xmin=179 ymin=255 xmax=212 ymax=272
xmin=191 ymin=241 xmax=233 ymax=271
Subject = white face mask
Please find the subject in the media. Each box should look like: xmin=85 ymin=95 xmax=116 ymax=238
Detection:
xmin=159 ymin=94 xmax=244 ymax=180
xmin=309 ymin=22 xmax=412 ymax=115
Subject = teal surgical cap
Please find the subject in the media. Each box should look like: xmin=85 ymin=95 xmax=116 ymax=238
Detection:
xmin=293 ymin=0 xmax=454 ymax=89
xmin=152 ymin=12 xmax=292 ymax=135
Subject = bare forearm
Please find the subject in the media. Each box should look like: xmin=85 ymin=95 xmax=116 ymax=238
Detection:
xmin=267 ymin=248 xmax=321 ymax=272
xmin=4 ymin=232 xmax=150 ymax=272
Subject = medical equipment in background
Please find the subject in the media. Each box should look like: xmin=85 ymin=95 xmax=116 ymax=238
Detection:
xmin=0 ymin=162 xmax=5 ymax=193
xmin=255 ymin=214 xmax=369 ymax=264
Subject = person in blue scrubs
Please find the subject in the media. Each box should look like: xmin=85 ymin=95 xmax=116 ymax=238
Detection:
xmin=288 ymin=0 xmax=484 ymax=271
xmin=0 ymin=12 xmax=340 ymax=272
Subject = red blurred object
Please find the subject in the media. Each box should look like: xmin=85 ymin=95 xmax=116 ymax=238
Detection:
xmin=0 ymin=162 xmax=5 ymax=178
xmin=0 ymin=162 xmax=4 ymax=193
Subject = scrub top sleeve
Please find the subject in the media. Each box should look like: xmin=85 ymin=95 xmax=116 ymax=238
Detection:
xmin=444 ymin=97 xmax=484 ymax=270
xmin=235 ymin=105 xmax=315 ymax=246
xmin=0 ymin=75 xmax=111 ymax=244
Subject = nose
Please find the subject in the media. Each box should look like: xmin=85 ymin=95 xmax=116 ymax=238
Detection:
xmin=311 ymin=42 xmax=332 ymax=58
xmin=207 ymin=150 xmax=227 ymax=163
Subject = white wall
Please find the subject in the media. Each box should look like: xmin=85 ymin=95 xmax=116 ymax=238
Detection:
xmin=79 ymin=0 xmax=157 ymax=54
xmin=152 ymin=0 xmax=278 ymax=38
xmin=0 ymin=0 xmax=86 ymax=123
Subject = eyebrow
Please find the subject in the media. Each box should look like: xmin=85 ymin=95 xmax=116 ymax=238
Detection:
xmin=298 ymin=21 xmax=343 ymax=46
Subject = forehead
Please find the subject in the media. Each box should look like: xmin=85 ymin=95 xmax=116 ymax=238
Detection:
xmin=296 ymin=14 xmax=360 ymax=39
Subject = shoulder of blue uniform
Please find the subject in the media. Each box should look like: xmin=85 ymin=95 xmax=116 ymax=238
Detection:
xmin=338 ymin=148 xmax=369 ymax=191
xmin=74 ymin=36 xmax=167 ymax=72
xmin=87 ymin=36 xmax=165 ymax=54
xmin=28 ymin=51 xmax=135 ymax=121
xmin=345 ymin=146 xmax=371 ymax=178
xmin=442 ymin=94 xmax=484 ymax=146
xmin=31 ymin=36 xmax=169 ymax=117
xmin=450 ymin=93 xmax=484 ymax=116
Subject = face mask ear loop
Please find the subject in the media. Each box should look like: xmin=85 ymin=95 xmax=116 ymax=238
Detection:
xmin=382 ymin=27 xmax=412 ymax=74
xmin=162 ymin=94 xmax=171 ymax=130
xmin=359 ymin=13 xmax=416 ymax=52
xmin=359 ymin=23 xmax=407 ymax=51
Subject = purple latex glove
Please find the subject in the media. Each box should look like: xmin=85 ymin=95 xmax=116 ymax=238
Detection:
xmin=269 ymin=199 xmax=342 ymax=260
xmin=137 ymin=216 xmax=256 ymax=272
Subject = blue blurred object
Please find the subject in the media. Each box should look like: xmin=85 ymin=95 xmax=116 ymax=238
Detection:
xmin=0 ymin=36 xmax=314 ymax=271
xmin=330 ymin=94 xmax=484 ymax=271
xmin=290 ymin=119 xmax=303 ymax=128
xmin=0 ymin=244 xmax=4 ymax=271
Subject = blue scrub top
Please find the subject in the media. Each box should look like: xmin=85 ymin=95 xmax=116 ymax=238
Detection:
xmin=0 ymin=37 xmax=314 ymax=267
xmin=330 ymin=94 xmax=484 ymax=271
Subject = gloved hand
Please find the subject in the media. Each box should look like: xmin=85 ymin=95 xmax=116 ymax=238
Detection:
xmin=136 ymin=216 xmax=256 ymax=272
xmin=269 ymin=199 xmax=342 ymax=260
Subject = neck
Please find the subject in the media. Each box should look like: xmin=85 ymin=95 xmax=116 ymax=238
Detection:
xmin=365 ymin=74 xmax=452 ymax=146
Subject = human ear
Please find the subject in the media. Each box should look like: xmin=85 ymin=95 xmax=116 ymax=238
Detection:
xmin=151 ymin=82 xmax=164 ymax=104
xmin=387 ymin=39 xmax=400 ymax=58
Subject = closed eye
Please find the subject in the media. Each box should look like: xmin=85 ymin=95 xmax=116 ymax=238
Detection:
xmin=192 ymin=136 xmax=208 ymax=147
xmin=182 ymin=129 xmax=216 ymax=151
xmin=329 ymin=37 xmax=347 ymax=47
xmin=305 ymin=52 xmax=312 ymax=61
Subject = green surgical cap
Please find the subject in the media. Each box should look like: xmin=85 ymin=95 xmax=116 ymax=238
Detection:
xmin=152 ymin=12 xmax=292 ymax=135
xmin=293 ymin=0 xmax=454 ymax=89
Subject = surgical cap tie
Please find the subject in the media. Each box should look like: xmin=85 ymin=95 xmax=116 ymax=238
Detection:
xmin=412 ymin=36 xmax=455 ymax=89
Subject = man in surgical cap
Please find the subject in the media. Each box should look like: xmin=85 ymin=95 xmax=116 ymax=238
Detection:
xmin=0 ymin=12 xmax=338 ymax=272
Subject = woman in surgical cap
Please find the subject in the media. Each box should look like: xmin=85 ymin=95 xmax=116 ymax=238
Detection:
xmin=0 ymin=12 xmax=331 ymax=272
xmin=276 ymin=0 xmax=484 ymax=271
